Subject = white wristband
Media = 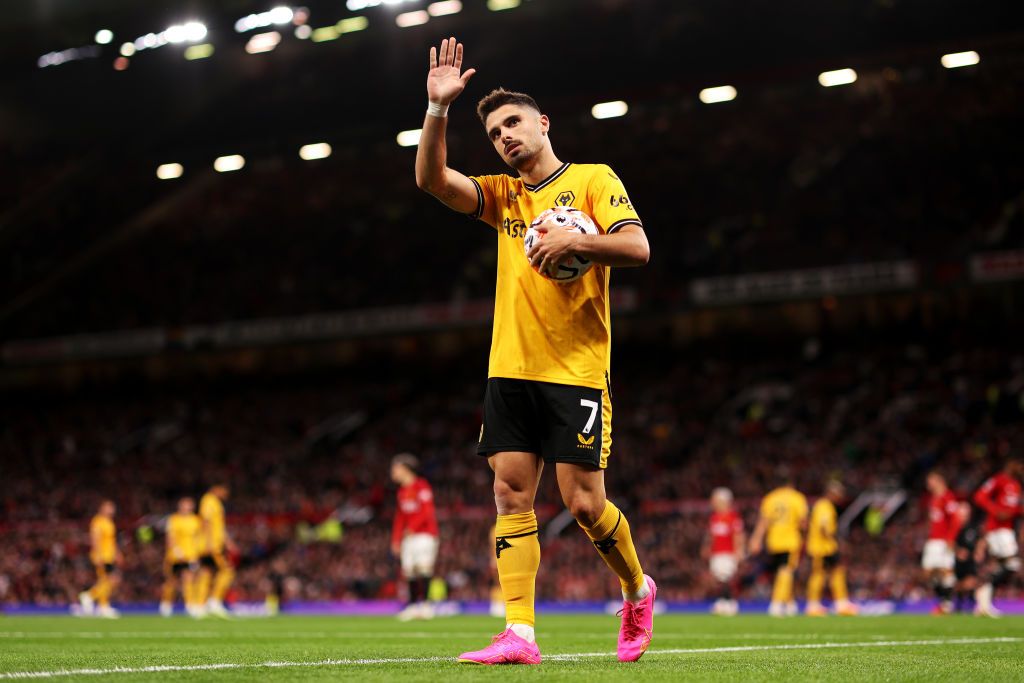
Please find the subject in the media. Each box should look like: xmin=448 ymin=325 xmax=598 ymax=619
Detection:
xmin=426 ymin=101 xmax=449 ymax=118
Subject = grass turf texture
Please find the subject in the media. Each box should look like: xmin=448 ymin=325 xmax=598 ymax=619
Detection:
xmin=1 ymin=614 xmax=1022 ymax=681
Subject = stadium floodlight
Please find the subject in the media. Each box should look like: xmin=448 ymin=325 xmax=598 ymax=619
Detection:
xmin=591 ymin=101 xmax=628 ymax=120
xmin=156 ymin=163 xmax=184 ymax=180
xmin=311 ymin=26 xmax=340 ymax=42
xmin=396 ymin=129 xmax=422 ymax=147
xmin=236 ymin=7 xmax=295 ymax=33
xmin=337 ymin=17 xmax=369 ymax=34
xmin=183 ymin=22 xmax=208 ymax=42
xmin=348 ymin=0 xmax=416 ymax=9
xmin=246 ymin=31 xmax=282 ymax=54
xmin=184 ymin=43 xmax=214 ymax=60
xmin=299 ymin=143 xmax=332 ymax=160
xmin=165 ymin=25 xmax=187 ymax=43
xmin=95 ymin=29 xmax=114 ymax=45
xmin=120 ymin=42 xmax=136 ymax=57
xmin=213 ymin=155 xmax=245 ymax=172
xmin=269 ymin=7 xmax=295 ymax=24
xmin=294 ymin=25 xmax=312 ymax=39
xmin=818 ymin=68 xmax=857 ymax=87
xmin=941 ymin=51 xmax=980 ymax=69
xmin=487 ymin=0 xmax=520 ymax=10
xmin=428 ymin=1 xmax=463 ymax=16
xmin=396 ymin=10 xmax=429 ymax=27
xmin=37 ymin=46 xmax=102 ymax=68
xmin=699 ymin=85 xmax=737 ymax=104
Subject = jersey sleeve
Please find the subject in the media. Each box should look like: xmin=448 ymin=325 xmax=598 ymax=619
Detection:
xmin=199 ymin=496 xmax=213 ymax=520
xmin=587 ymin=164 xmax=643 ymax=234
xmin=973 ymin=478 xmax=998 ymax=515
xmin=467 ymin=174 xmax=503 ymax=230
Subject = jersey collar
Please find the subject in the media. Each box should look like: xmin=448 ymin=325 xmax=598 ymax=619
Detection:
xmin=522 ymin=162 xmax=571 ymax=193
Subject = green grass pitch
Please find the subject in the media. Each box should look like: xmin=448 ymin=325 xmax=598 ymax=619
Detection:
xmin=1 ymin=614 xmax=1022 ymax=681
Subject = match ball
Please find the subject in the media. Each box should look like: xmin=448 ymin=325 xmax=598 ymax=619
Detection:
xmin=523 ymin=207 xmax=599 ymax=283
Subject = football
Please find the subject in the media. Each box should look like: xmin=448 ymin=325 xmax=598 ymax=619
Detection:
xmin=523 ymin=207 xmax=599 ymax=283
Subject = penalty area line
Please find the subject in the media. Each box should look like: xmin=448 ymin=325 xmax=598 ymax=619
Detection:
xmin=0 ymin=637 xmax=1019 ymax=679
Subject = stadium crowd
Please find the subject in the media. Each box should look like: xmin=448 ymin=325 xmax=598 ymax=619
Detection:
xmin=3 ymin=338 xmax=1022 ymax=606
xmin=3 ymin=53 xmax=1022 ymax=337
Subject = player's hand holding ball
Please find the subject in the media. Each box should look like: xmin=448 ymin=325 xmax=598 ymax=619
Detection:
xmin=524 ymin=207 xmax=598 ymax=283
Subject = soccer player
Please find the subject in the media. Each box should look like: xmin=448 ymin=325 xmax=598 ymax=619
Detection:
xmin=922 ymin=471 xmax=959 ymax=615
xmin=195 ymin=484 xmax=237 ymax=618
xmin=390 ymin=454 xmax=440 ymax=621
xmin=160 ymin=497 xmax=202 ymax=617
xmin=703 ymin=487 xmax=744 ymax=616
xmin=952 ymin=502 xmax=985 ymax=613
xmin=972 ymin=458 xmax=1023 ymax=617
xmin=748 ymin=472 xmax=808 ymax=617
xmin=415 ymin=37 xmax=654 ymax=665
xmin=804 ymin=480 xmax=857 ymax=616
xmin=77 ymin=499 xmax=121 ymax=618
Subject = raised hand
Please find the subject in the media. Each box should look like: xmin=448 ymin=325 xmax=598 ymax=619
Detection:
xmin=427 ymin=36 xmax=476 ymax=105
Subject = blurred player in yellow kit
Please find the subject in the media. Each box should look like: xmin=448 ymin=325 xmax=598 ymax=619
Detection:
xmin=77 ymin=499 xmax=121 ymax=618
xmin=749 ymin=472 xmax=808 ymax=616
xmin=160 ymin=497 xmax=202 ymax=617
xmin=195 ymin=485 xmax=237 ymax=618
xmin=805 ymin=480 xmax=858 ymax=616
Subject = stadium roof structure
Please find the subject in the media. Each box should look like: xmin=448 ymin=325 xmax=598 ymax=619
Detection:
xmin=4 ymin=0 xmax=1022 ymax=147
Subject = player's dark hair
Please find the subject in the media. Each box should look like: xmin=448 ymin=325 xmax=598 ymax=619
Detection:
xmin=476 ymin=88 xmax=541 ymax=126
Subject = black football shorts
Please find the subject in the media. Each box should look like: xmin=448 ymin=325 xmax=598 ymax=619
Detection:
xmin=477 ymin=377 xmax=611 ymax=469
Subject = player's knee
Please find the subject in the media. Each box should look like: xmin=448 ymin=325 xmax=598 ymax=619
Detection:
xmin=564 ymin=493 xmax=604 ymax=527
xmin=492 ymin=478 xmax=531 ymax=512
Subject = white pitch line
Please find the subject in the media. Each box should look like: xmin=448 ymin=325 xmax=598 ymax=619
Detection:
xmin=0 ymin=637 xmax=1018 ymax=679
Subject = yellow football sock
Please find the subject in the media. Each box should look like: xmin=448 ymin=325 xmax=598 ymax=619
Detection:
xmin=772 ymin=567 xmax=794 ymax=604
xmin=579 ymin=500 xmax=645 ymax=595
xmin=89 ymin=577 xmax=110 ymax=607
xmin=495 ymin=510 xmax=540 ymax=627
xmin=161 ymin=579 xmax=176 ymax=604
xmin=807 ymin=560 xmax=825 ymax=604
xmin=196 ymin=570 xmax=212 ymax=606
xmin=830 ymin=566 xmax=849 ymax=602
xmin=213 ymin=566 xmax=235 ymax=601
xmin=182 ymin=574 xmax=195 ymax=607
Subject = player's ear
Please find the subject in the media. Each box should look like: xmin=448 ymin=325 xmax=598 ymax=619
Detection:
xmin=539 ymin=114 xmax=549 ymax=136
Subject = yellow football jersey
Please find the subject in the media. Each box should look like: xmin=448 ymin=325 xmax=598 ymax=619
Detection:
xmin=199 ymin=492 xmax=226 ymax=554
xmin=807 ymin=498 xmax=838 ymax=557
xmin=469 ymin=163 xmax=642 ymax=390
xmin=89 ymin=515 xmax=116 ymax=564
xmin=760 ymin=486 xmax=808 ymax=553
xmin=166 ymin=512 xmax=201 ymax=562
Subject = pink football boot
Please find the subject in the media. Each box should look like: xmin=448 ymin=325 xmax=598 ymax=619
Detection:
xmin=458 ymin=628 xmax=542 ymax=665
xmin=617 ymin=574 xmax=656 ymax=662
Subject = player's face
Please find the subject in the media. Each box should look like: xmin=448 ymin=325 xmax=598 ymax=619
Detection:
xmin=101 ymin=501 xmax=115 ymax=516
xmin=484 ymin=104 xmax=548 ymax=170
xmin=179 ymin=498 xmax=194 ymax=514
xmin=926 ymin=473 xmax=942 ymax=493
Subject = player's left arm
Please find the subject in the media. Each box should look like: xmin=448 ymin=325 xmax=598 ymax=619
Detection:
xmin=528 ymin=165 xmax=649 ymax=274
xmin=748 ymin=516 xmax=766 ymax=555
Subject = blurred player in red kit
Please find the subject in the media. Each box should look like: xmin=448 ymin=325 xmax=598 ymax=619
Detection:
xmin=972 ymin=458 xmax=1023 ymax=617
xmin=922 ymin=471 xmax=959 ymax=614
xmin=391 ymin=453 xmax=439 ymax=621
xmin=703 ymin=487 xmax=744 ymax=615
